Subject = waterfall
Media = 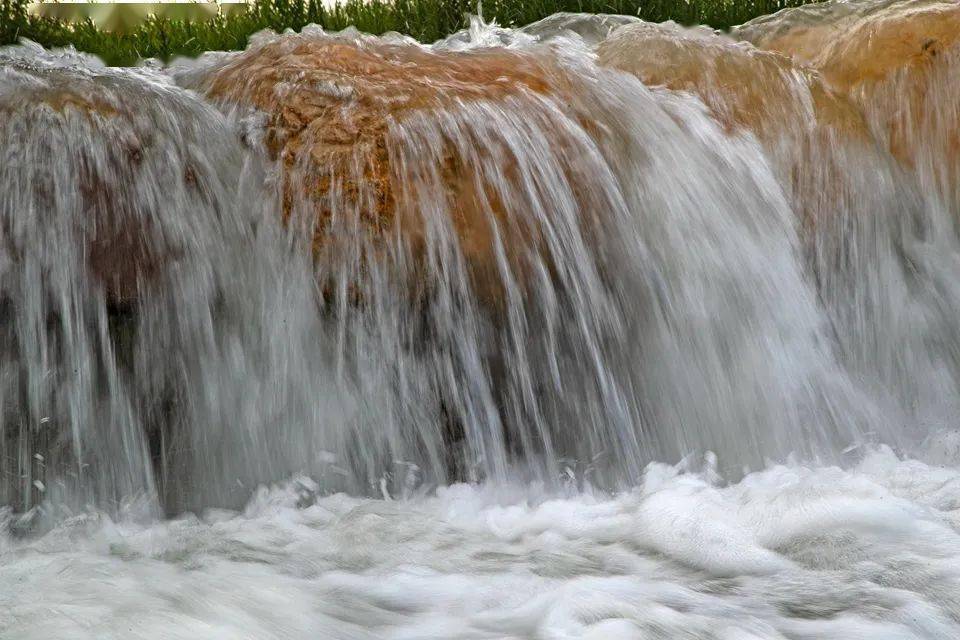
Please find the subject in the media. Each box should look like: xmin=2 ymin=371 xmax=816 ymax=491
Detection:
xmin=2 ymin=0 xmax=959 ymax=522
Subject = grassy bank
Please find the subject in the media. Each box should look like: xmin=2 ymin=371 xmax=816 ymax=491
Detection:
xmin=1 ymin=0 xmax=815 ymax=66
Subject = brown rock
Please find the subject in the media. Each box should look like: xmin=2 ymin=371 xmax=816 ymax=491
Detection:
xmin=197 ymin=33 xmax=581 ymax=306
xmin=737 ymin=0 xmax=960 ymax=210
xmin=1 ymin=54 xmax=245 ymax=312
xmin=735 ymin=0 xmax=960 ymax=91
xmin=1 ymin=87 xmax=155 ymax=307
xmin=597 ymin=21 xmax=866 ymax=143
xmin=597 ymin=21 xmax=876 ymax=231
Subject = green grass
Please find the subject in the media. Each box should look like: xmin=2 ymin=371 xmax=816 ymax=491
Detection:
xmin=1 ymin=0 xmax=815 ymax=66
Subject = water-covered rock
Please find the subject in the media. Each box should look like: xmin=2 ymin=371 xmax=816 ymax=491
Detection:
xmin=598 ymin=21 xmax=863 ymax=145
xmin=738 ymin=0 xmax=960 ymax=212
xmin=597 ymin=15 xmax=960 ymax=452
xmin=0 ymin=43 xmax=255 ymax=514
xmin=596 ymin=20 xmax=886 ymax=233
xmin=182 ymin=32 xmax=585 ymax=305
xmin=736 ymin=0 xmax=960 ymax=90
xmin=7 ymin=9 xmax=960 ymax=522
xmin=1 ymin=50 xmax=176 ymax=306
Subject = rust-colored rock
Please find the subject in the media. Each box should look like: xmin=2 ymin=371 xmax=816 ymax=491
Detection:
xmin=736 ymin=0 xmax=960 ymax=90
xmin=597 ymin=21 xmax=877 ymax=231
xmin=197 ymin=33 xmax=581 ymax=306
xmin=597 ymin=21 xmax=865 ymax=143
xmin=737 ymin=0 xmax=960 ymax=203
xmin=1 ymin=89 xmax=153 ymax=306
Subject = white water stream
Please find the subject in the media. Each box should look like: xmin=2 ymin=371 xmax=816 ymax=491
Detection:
xmin=2 ymin=3 xmax=960 ymax=637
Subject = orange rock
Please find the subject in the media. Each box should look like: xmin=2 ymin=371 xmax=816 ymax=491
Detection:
xmin=736 ymin=0 xmax=960 ymax=90
xmin=597 ymin=21 xmax=865 ymax=143
xmin=737 ymin=0 xmax=960 ymax=204
xmin=596 ymin=21 xmax=876 ymax=231
xmin=196 ymin=33 xmax=580 ymax=306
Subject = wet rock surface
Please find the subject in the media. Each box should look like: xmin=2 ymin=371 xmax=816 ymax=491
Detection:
xmin=596 ymin=20 xmax=884 ymax=237
xmin=194 ymin=35 xmax=550 ymax=246
xmin=597 ymin=21 xmax=864 ymax=144
xmin=0 ymin=47 xmax=254 ymax=513
xmin=736 ymin=0 xmax=960 ymax=210
xmin=736 ymin=0 xmax=960 ymax=90
xmin=1 ymin=66 xmax=159 ymax=306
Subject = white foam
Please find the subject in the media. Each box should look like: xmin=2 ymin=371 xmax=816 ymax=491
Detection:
xmin=4 ymin=448 xmax=959 ymax=639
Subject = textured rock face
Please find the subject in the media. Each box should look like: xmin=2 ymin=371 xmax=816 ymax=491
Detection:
xmin=736 ymin=0 xmax=960 ymax=208
xmin=191 ymin=32 xmax=589 ymax=306
xmin=0 ymin=84 xmax=150 ymax=307
xmin=596 ymin=21 xmax=881 ymax=233
xmin=0 ymin=61 xmax=215 ymax=307
xmin=735 ymin=0 xmax=960 ymax=90
xmin=597 ymin=21 xmax=864 ymax=144
xmin=201 ymin=36 xmax=548 ymax=195
xmin=0 ymin=50 xmax=251 ymax=513
xmin=728 ymin=0 xmax=960 ymax=420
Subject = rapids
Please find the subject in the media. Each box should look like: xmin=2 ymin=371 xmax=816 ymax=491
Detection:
xmin=2 ymin=0 xmax=960 ymax=637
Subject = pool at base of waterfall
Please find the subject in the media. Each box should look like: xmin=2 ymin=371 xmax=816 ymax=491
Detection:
xmin=3 ymin=444 xmax=960 ymax=640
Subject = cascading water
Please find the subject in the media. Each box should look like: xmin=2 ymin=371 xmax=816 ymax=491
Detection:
xmin=0 ymin=44 xmax=244 ymax=516
xmin=3 ymin=1 xmax=960 ymax=638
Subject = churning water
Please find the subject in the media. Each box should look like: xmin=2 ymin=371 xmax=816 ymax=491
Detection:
xmin=3 ymin=1 xmax=960 ymax=637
